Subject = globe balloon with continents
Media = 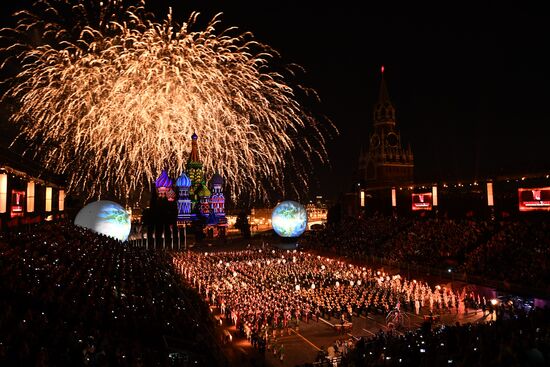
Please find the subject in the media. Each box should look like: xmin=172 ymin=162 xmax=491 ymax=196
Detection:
xmin=271 ymin=200 xmax=308 ymax=238
xmin=74 ymin=200 xmax=131 ymax=241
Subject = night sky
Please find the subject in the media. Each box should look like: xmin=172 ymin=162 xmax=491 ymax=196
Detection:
xmin=2 ymin=1 xmax=549 ymax=202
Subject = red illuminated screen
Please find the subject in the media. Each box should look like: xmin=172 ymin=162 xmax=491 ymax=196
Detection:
xmin=411 ymin=192 xmax=432 ymax=211
xmin=11 ymin=190 xmax=25 ymax=218
xmin=518 ymin=187 xmax=550 ymax=211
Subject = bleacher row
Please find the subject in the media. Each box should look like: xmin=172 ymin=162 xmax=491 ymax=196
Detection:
xmin=0 ymin=222 xmax=224 ymax=366
xmin=302 ymin=214 xmax=550 ymax=291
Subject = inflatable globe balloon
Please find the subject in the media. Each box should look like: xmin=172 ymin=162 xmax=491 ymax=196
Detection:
xmin=271 ymin=200 xmax=307 ymax=238
xmin=74 ymin=200 xmax=131 ymax=241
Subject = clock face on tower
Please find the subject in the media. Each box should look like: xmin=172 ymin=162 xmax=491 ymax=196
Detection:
xmin=386 ymin=132 xmax=399 ymax=147
xmin=370 ymin=134 xmax=380 ymax=149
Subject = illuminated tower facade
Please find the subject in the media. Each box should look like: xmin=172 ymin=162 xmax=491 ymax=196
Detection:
xmin=154 ymin=133 xmax=227 ymax=237
xmin=155 ymin=170 xmax=173 ymax=198
xmin=209 ymin=173 xmax=226 ymax=219
xmin=198 ymin=183 xmax=211 ymax=217
xmin=358 ymin=67 xmax=414 ymax=188
xmin=176 ymin=172 xmax=192 ymax=221
xmin=186 ymin=133 xmax=204 ymax=208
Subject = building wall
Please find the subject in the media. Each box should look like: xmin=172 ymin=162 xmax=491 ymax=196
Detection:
xmin=0 ymin=170 xmax=65 ymax=231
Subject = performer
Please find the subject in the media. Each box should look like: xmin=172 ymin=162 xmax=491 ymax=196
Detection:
xmin=386 ymin=303 xmax=403 ymax=329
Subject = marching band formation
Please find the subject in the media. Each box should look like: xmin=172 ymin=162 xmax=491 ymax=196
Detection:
xmin=173 ymin=246 xmax=483 ymax=361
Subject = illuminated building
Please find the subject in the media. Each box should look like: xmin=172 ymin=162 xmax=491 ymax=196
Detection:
xmin=154 ymin=133 xmax=227 ymax=237
xmin=306 ymin=196 xmax=328 ymax=229
xmin=345 ymin=67 xmax=414 ymax=217
xmin=358 ymin=66 xmax=414 ymax=188
xmin=175 ymin=172 xmax=192 ymax=221
xmin=249 ymin=208 xmax=272 ymax=233
xmin=0 ymin=148 xmax=65 ymax=230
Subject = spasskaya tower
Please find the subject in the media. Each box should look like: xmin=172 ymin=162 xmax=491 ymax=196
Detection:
xmin=358 ymin=67 xmax=414 ymax=188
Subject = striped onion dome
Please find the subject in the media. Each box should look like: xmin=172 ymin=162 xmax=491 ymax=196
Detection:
xmin=176 ymin=172 xmax=191 ymax=188
xmin=155 ymin=170 xmax=173 ymax=188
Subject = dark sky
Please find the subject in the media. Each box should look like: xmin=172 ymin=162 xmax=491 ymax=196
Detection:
xmin=2 ymin=1 xmax=549 ymax=202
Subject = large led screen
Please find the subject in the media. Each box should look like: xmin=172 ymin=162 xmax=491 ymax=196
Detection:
xmin=412 ymin=192 xmax=432 ymax=211
xmin=518 ymin=187 xmax=550 ymax=211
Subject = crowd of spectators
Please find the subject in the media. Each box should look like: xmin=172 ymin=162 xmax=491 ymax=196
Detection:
xmin=302 ymin=215 xmax=550 ymax=292
xmin=303 ymin=213 xmax=409 ymax=260
xmin=3 ymin=214 xmax=550 ymax=366
xmin=461 ymin=220 xmax=550 ymax=289
xmin=381 ymin=219 xmax=493 ymax=268
xmin=0 ymin=222 xmax=223 ymax=366
xmin=343 ymin=305 xmax=550 ymax=366
xmin=297 ymin=299 xmax=550 ymax=366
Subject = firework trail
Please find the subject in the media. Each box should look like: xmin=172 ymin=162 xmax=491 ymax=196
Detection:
xmin=1 ymin=0 xmax=335 ymax=202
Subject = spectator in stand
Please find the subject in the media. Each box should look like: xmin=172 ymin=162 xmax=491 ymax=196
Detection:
xmin=0 ymin=222 xmax=223 ymax=366
xmin=302 ymin=214 xmax=550 ymax=292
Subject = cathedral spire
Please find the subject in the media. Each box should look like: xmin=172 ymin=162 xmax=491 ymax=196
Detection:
xmin=186 ymin=132 xmax=204 ymax=203
xmin=188 ymin=132 xmax=200 ymax=164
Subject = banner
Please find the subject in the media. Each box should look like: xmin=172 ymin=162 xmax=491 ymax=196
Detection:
xmin=412 ymin=192 xmax=432 ymax=211
xmin=518 ymin=187 xmax=550 ymax=211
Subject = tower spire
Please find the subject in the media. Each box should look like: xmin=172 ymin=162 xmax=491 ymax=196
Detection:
xmin=374 ymin=66 xmax=396 ymax=125
xmin=188 ymin=132 xmax=200 ymax=163
xmin=359 ymin=65 xmax=414 ymax=187
xmin=378 ymin=65 xmax=391 ymax=104
xmin=186 ymin=132 xmax=204 ymax=205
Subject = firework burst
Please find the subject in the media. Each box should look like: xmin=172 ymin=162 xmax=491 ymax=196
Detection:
xmin=1 ymin=0 xmax=335 ymax=202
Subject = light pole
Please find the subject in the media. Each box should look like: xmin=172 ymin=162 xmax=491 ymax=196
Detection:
xmin=177 ymin=221 xmax=188 ymax=251
xmin=184 ymin=221 xmax=187 ymax=251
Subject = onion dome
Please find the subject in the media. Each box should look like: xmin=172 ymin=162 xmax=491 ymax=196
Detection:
xmin=210 ymin=173 xmax=223 ymax=187
xmin=197 ymin=184 xmax=211 ymax=197
xmin=191 ymin=132 xmax=198 ymax=140
xmin=155 ymin=170 xmax=173 ymax=188
xmin=176 ymin=172 xmax=191 ymax=188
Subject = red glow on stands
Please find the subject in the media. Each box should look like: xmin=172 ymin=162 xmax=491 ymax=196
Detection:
xmin=381 ymin=65 xmax=385 ymax=74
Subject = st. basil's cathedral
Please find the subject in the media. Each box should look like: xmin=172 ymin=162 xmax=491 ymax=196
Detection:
xmin=152 ymin=133 xmax=227 ymax=239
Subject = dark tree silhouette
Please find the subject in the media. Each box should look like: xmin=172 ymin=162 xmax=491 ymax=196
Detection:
xmin=235 ymin=211 xmax=251 ymax=238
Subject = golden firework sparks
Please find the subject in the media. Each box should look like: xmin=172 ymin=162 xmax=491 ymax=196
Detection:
xmin=1 ymin=1 xmax=335 ymax=202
